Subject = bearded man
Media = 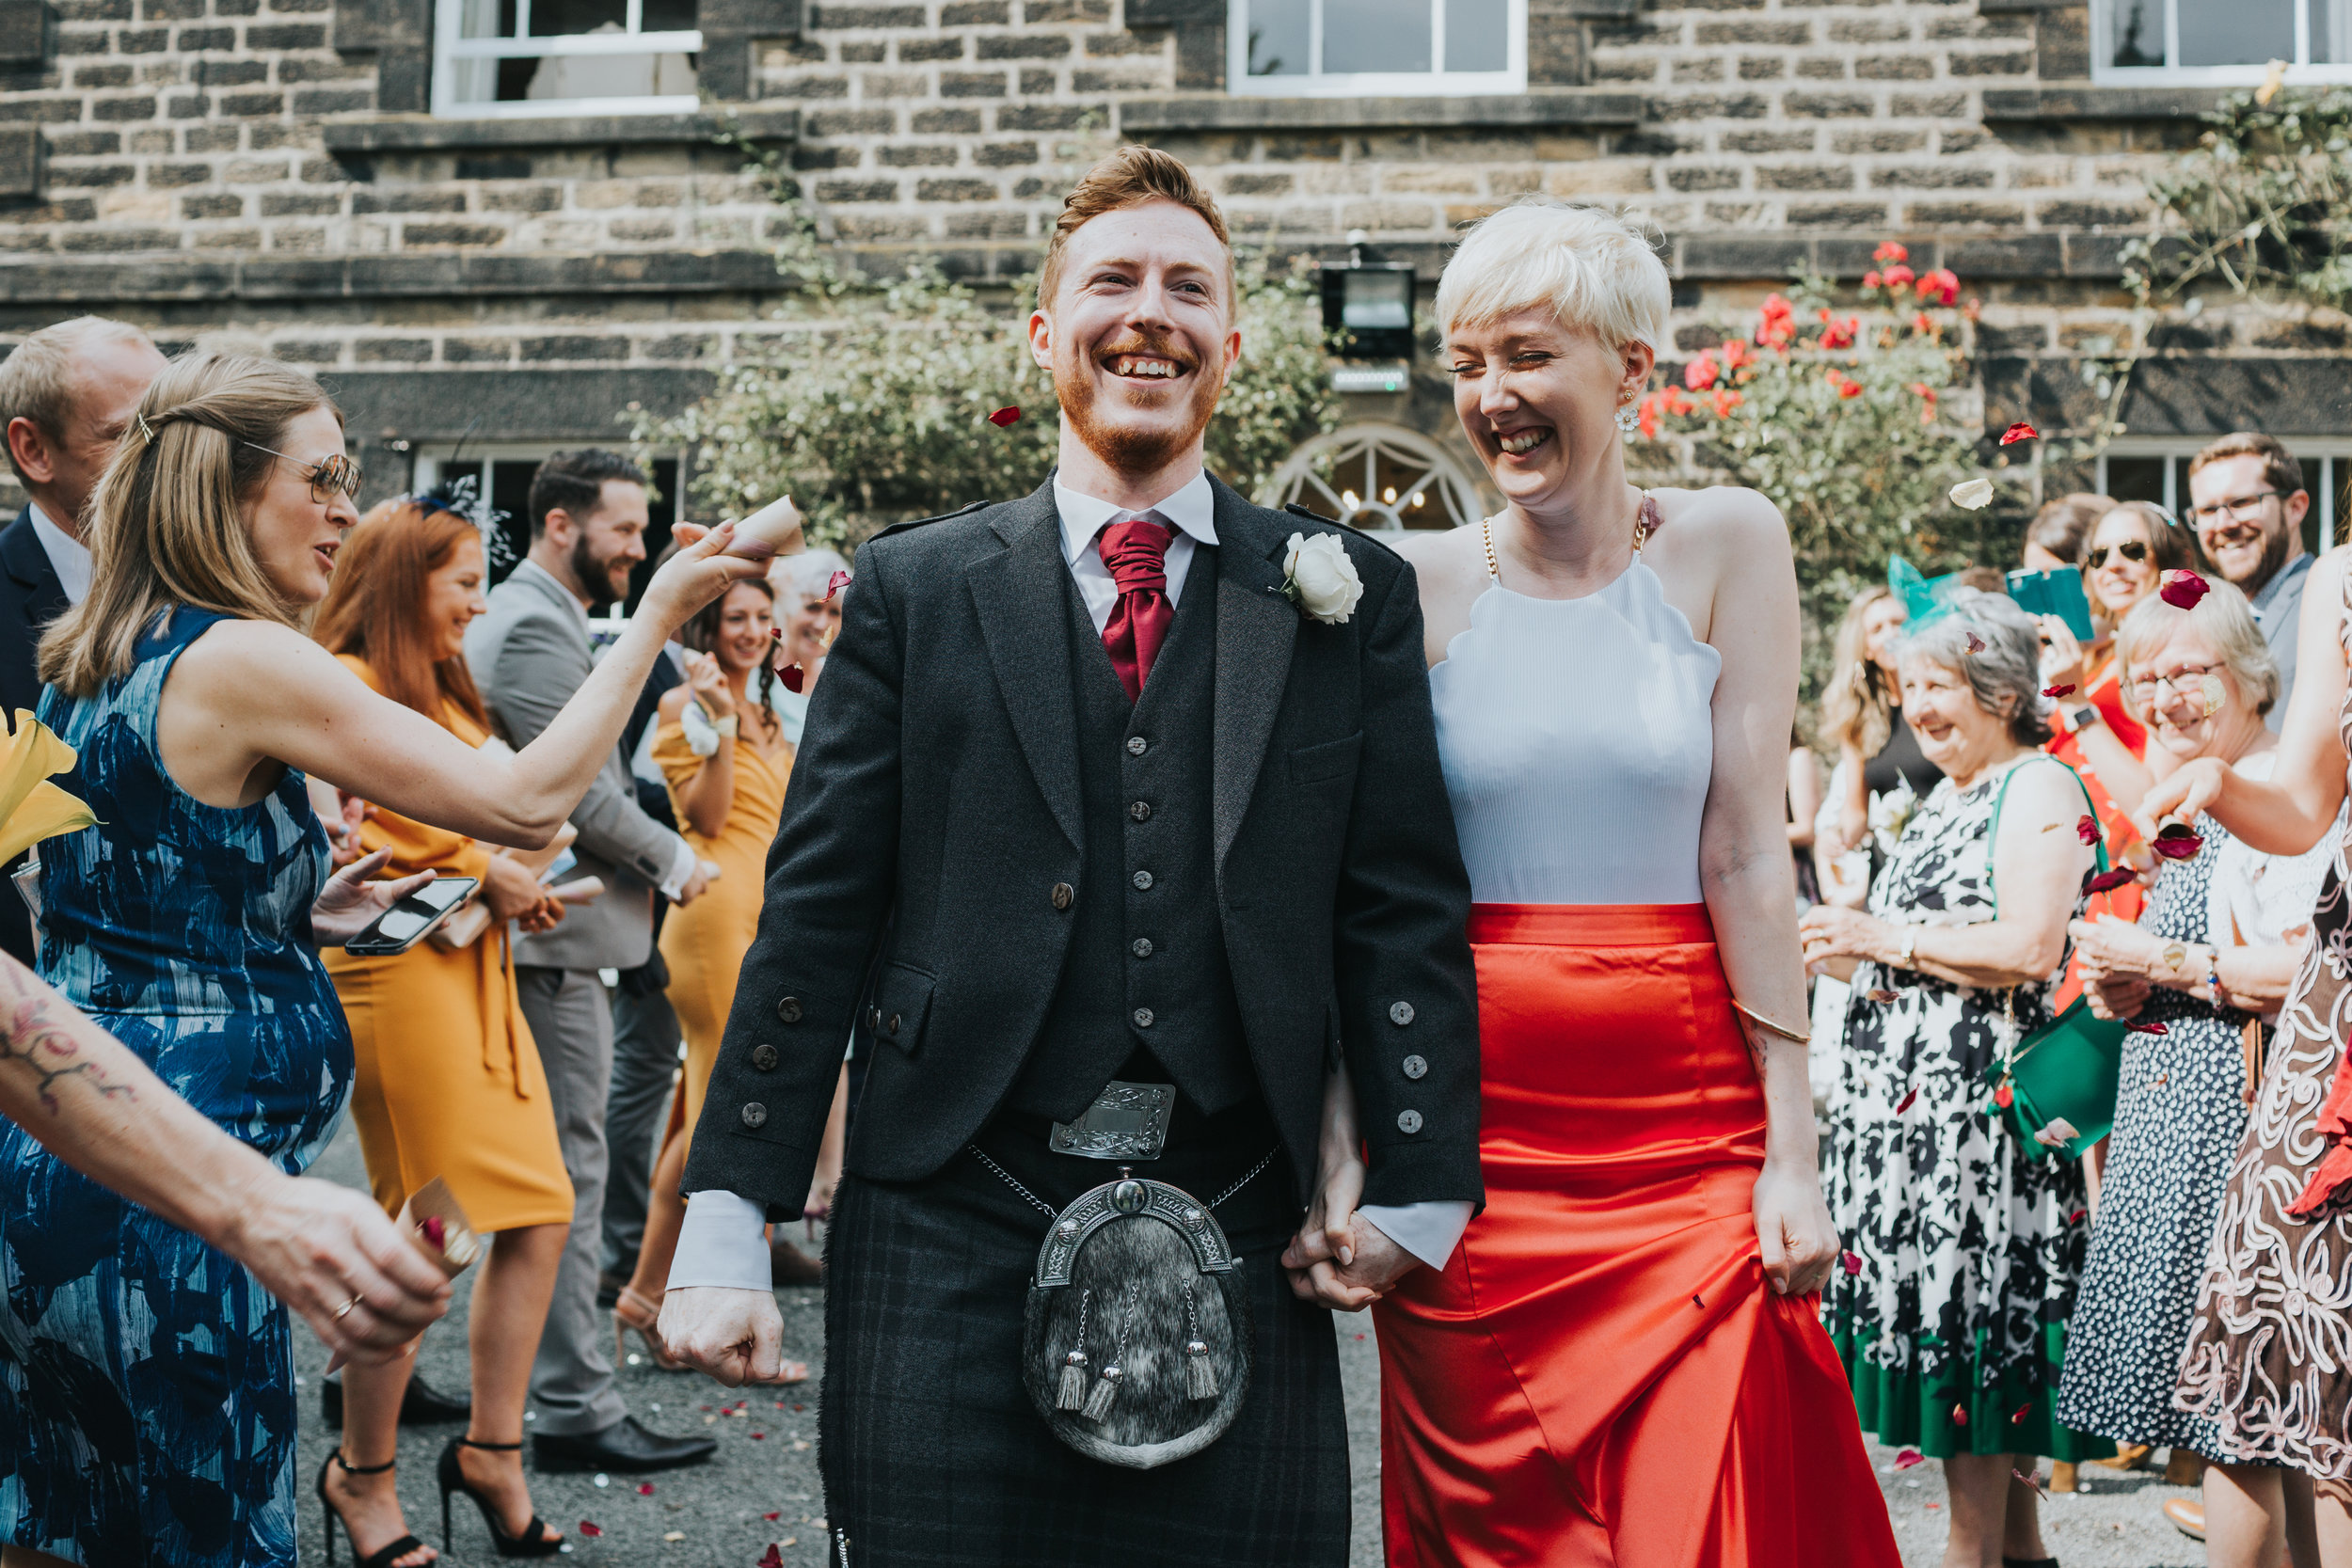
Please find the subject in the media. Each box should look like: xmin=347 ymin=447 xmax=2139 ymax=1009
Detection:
xmin=659 ymin=147 xmax=1483 ymax=1563
xmin=2185 ymin=431 xmax=2313 ymax=727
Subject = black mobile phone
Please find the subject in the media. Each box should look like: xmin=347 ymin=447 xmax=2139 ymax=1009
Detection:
xmin=342 ymin=876 xmax=479 ymax=957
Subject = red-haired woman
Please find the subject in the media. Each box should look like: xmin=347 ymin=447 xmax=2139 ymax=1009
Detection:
xmin=312 ymin=495 xmax=575 ymax=1565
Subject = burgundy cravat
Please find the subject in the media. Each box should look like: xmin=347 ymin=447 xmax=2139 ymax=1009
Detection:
xmin=1097 ymin=514 xmax=1178 ymax=703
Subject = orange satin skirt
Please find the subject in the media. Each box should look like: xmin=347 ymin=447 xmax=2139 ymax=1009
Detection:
xmin=1373 ymin=904 xmax=1899 ymax=1568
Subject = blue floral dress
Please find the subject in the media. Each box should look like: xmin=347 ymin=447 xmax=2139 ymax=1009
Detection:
xmin=0 ymin=609 xmax=351 ymax=1567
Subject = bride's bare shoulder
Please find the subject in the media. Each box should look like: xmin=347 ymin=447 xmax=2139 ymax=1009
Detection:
xmin=1391 ymin=524 xmax=1489 ymax=595
xmin=1645 ymin=484 xmax=1791 ymax=568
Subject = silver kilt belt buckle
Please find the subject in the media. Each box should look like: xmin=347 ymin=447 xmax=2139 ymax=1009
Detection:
xmin=1048 ymin=1080 xmax=1176 ymax=1160
xmin=1021 ymin=1166 xmax=1252 ymax=1470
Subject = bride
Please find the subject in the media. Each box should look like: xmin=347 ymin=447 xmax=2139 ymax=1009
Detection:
xmin=1283 ymin=201 xmax=1900 ymax=1565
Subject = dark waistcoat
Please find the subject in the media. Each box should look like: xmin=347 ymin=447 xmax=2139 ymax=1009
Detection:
xmin=1004 ymin=558 xmax=1254 ymax=1120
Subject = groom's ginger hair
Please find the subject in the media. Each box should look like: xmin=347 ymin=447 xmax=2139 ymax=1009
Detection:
xmin=1037 ymin=145 xmax=1232 ymax=309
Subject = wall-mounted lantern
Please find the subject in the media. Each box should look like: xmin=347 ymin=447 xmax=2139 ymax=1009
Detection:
xmin=1320 ymin=260 xmax=1416 ymax=363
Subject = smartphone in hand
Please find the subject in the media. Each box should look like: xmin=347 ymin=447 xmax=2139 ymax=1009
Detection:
xmin=342 ymin=877 xmax=480 ymax=957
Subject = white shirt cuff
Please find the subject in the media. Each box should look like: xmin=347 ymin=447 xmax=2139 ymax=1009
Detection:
xmin=1357 ymin=1199 xmax=1473 ymax=1271
xmin=657 ymin=837 xmax=699 ymax=903
xmin=666 ymin=1190 xmax=773 ymax=1291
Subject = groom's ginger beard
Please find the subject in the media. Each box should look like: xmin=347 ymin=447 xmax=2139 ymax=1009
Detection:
xmin=1057 ymin=326 xmax=1226 ymax=476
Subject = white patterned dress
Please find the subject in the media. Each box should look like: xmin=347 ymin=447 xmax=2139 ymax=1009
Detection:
xmin=1825 ymin=754 xmax=2106 ymax=1460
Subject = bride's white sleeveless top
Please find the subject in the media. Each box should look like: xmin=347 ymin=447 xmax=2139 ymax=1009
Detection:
xmin=1431 ymin=552 xmax=1720 ymax=906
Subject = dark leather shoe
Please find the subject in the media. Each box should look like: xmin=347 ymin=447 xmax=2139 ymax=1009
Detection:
xmin=532 ymin=1415 xmax=718 ymax=1474
xmin=319 ymin=1370 xmax=471 ymax=1430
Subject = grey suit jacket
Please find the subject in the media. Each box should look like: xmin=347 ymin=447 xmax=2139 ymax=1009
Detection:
xmin=466 ymin=560 xmax=684 ymax=973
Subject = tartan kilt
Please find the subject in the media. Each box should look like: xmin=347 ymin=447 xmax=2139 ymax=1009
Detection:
xmin=818 ymin=1132 xmax=1351 ymax=1567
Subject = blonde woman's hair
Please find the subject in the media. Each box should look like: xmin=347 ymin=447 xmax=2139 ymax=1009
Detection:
xmin=39 ymin=352 xmax=338 ymax=698
xmin=1435 ymin=201 xmax=1672 ymax=353
xmin=2114 ymin=577 xmax=2280 ymax=722
xmin=1820 ymin=584 xmax=1899 ymax=758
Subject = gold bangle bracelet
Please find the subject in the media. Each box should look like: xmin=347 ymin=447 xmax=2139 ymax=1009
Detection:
xmin=1730 ymin=998 xmax=1812 ymax=1045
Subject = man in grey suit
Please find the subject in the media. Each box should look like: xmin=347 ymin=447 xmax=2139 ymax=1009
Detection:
xmin=467 ymin=448 xmax=720 ymax=1473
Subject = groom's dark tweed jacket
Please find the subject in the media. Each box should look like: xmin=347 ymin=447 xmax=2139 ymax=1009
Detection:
xmin=683 ymin=473 xmax=1483 ymax=1219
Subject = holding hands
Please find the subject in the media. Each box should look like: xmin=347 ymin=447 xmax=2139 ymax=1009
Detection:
xmin=1280 ymin=1063 xmax=1422 ymax=1311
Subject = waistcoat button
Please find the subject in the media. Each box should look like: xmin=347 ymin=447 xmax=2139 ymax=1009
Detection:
xmin=775 ymin=995 xmax=803 ymax=1023
xmin=1133 ymin=1007 xmax=1154 ymax=1029
xmin=1132 ymin=870 xmax=1153 ymax=890
xmin=741 ymin=1102 xmax=769 ymax=1129
xmin=1132 ymin=938 xmax=1153 ymax=958
xmin=751 ymin=1043 xmax=779 ymax=1071
xmin=1129 ymin=800 xmax=1152 ymax=822
xmin=1396 ymin=1109 xmax=1422 ymax=1134
xmin=1126 ymin=736 xmax=1149 ymax=756
xmin=1402 ymin=1054 xmax=1427 ymax=1080
xmin=1389 ymin=1001 xmax=1416 ymax=1026
xmin=1050 ymin=881 xmax=1073 ymax=911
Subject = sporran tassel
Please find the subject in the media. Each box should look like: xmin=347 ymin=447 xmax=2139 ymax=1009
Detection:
xmin=1081 ymin=1364 xmax=1121 ymax=1422
xmin=1186 ymin=1339 xmax=1216 ymax=1401
xmin=1056 ymin=1351 xmax=1089 ymax=1411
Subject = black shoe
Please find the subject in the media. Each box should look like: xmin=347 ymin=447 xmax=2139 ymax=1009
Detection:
xmin=322 ymin=1371 xmax=472 ymax=1430
xmin=316 ymin=1448 xmax=429 ymax=1568
xmin=438 ymin=1436 xmax=562 ymax=1558
xmin=531 ymin=1415 xmax=718 ymax=1474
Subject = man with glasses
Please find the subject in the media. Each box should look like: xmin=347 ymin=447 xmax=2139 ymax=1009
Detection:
xmin=2187 ymin=433 xmax=2313 ymax=730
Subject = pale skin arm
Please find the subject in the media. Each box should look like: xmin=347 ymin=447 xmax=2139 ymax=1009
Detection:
xmin=155 ymin=524 xmax=764 ymax=848
xmin=0 ymin=951 xmax=451 ymax=1359
xmin=660 ymin=657 xmax=739 ymax=841
xmin=2139 ymin=546 xmax=2350 ymax=855
xmin=1279 ymin=1060 xmax=1384 ymax=1310
xmin=2070 ymin=913 xmax=2302 ymax=1010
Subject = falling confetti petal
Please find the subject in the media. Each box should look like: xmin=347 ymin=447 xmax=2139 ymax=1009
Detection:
xmin=2069 ymin=1206 xmax=2088 ymax=1224
xmin=1994 ymin=1083 xmax=2013 ymax=1109
xmin=2128 ymin=1021 xmax=2169 ymax=1035
xmin=2153 ymin=822 xmax=2205 ymax=860
xmin=1692 ymin=1294 xmax=1705 ymax=1308
xmin=1866 ymin=988 xmax=1899 ymax=1004
xmin=580 ymin=1522 xmax=604 ymax=1537
xmin=1950 ymin=476 xmax=1995 ymax=510
xmin=988 ymin=406 xmax=1021 ymax=427
xmin=1952 ymin=1403 xmax=1969 ymax=1427
xmin=780 ymin=664 xmax=805 ymax=694
xmin=2012 ymin=1402 xmax=2032 ymax=1423
xmin=2042 ymin=684 xmax=2076 ymax=698
xmin=1999 ymin=421 xmax=2040 ymax=446
xmin=1895 ymin=1086 xmax=1919 ymax=1115
xmin=1895 ymin=1448 xmax=1926 ymax=1470
xmin=2013 ymin=1466 xmax=2050 ymax=1499
xmin=1840 ymin=1249 xmax=1863 ymax=1275
xmin=1964 ymin=631 xmax=1987 ymax=654
xmin=2159 ymin=568 xmax=2212 ymax=610
xmin=2076 ymin=815 xmax=2099 ymax=846
xmin=2085 ymin=866 xmax=2138 ymax=895
xmin=825 ymin=570 xmax=851 ymax=602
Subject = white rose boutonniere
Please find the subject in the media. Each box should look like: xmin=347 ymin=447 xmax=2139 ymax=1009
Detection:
xmin=1279 ymin=531 xmax=1364 ymax=625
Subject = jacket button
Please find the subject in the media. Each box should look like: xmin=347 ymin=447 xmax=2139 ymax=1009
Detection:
xmin=751 ymin=1043 xmax=779 ymax=1071
xmin=1132 ymin=870 xmax=1152 ymax=890
xmin=885 ymin=1013 xmax=901 ymax=1037
xmin=1396 ymin=1109 xmax=1422 ymax=1134
xmin=1131 ymin=938 xmax=1153 ymax=958
xmin=1126 ymin=736 xmax=1148 ymax=756
xmin=1129 ymin=800 xmax=1152 ymax=822
xmin=741 ymin=1102 xmax=769 ymax=1130
xmin=1402 ymin=1053 xmax=1427 ymax=1080
xmin=1051 ymin=882 xmax=1073 ymax=911
xmin=1390 ymin=1001 xmax=1416 ymax=1026
xmin=1133 ymin=1007 xmax=1154 ymax=1029
xmin=776 ymin=995 xmax=803 ymax=1024
xmin=866 ymin=1006 xmax=882 ymax=1032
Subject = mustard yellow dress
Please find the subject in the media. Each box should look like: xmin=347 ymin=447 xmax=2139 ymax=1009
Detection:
xmin=322 ymin=655 xmax=573 ymax=1233
xmin=654 ymin=705 xmax=791 ymax=1152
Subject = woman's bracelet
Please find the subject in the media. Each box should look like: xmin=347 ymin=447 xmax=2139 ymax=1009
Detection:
xmin=1730 ymin=998 xmax=1812 ymax=1046
xmin=709 ymin=713 xmax=739 ymax=738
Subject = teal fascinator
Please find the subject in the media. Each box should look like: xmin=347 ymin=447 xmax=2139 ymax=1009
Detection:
xmin=1887 ymin=558 xmax=1972 ymax=630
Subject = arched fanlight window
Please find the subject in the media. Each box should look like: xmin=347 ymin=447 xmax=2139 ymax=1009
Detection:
xmin=1260 ymin=423 xmax=1486 ymax=532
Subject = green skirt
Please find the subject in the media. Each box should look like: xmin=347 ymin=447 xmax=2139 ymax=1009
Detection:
xmin=1834 ymin=1321 xmax=2116 ymax=1463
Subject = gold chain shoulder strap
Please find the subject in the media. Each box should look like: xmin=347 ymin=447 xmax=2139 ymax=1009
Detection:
xmin=1481 ymin=489 xmax=1653 ymax=583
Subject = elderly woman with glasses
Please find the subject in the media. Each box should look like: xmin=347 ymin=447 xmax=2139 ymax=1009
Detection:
xmin=1801 ymin=590 xmax=2109 ymax=1568
xmin=2056 ymin=579 xmax=2336 ymax=1559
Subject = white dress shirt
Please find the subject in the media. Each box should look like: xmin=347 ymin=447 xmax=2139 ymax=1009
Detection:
xmin=669 ymin=470 xmax=1470 ymax=1291
xmin=25 ymin=501 xmax=90 ymax=606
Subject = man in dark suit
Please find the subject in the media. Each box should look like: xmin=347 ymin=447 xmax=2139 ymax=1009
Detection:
xmin=660 ymin=148 xmax=1481 ymax=1562
xmin=0 ymin=317 xmax=167 ymax=967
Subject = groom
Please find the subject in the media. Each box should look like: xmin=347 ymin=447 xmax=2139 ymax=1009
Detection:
xmin=660 ymin=146 xmax=1481 ymax=1563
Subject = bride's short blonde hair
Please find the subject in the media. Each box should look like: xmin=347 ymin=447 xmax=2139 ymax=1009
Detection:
xmin=1436 ymin=201 xmax=1672 ymax=354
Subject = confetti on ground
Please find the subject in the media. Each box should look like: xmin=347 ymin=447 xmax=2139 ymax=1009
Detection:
xmin=580 ymin=1521 xmax=604 ymax=1537
xmin=1895 ymin=1448 xmax=1925 ymax=1469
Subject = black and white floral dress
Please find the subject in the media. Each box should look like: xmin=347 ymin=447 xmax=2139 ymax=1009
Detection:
xmin=2054 ymin=812 xmax=2248 ymax=1453
xmin=1824 ymin=755 xmax=2107 ymax=1461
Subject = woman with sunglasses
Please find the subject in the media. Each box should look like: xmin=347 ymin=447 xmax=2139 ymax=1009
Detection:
xmin=0 ymin=353 xmax=762 ymax=1568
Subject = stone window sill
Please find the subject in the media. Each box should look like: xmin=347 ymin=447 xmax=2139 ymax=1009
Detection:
xmin=319 ymin=105 xmax=798 ymax=155
xmin=1118 ymin=90 xmax=1645 ymax=134
xmin=1979 ymin=84 xmax=2228 ymax=119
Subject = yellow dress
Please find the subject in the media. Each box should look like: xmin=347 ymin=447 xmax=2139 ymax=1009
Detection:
xmin=322 ymin=655 xmax=574 ymax=1234
xmin=654 ymin=706 xmax=791 ymax=1153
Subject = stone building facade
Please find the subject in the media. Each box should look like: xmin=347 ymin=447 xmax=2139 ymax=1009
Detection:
xmin=0 ymin=0 xmax=2344 ymax=547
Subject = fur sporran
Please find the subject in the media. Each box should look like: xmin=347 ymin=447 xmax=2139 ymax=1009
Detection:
xmin=1020 ymin=1173 xmax=1253 ymax=1469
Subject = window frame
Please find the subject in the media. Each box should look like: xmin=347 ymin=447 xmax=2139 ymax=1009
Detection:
xmin=2095 ymin=437 xmax=2345 ymax=554
xmin=2091 ymin=0 xmax=2352 ymax=85
xmin=430 ymin=0 xmax=705 ymax=120
xmin=411 ymin=442 xmax=688 ymax=615
xmin=1225 ymin=0 xmax=1527 ymax=99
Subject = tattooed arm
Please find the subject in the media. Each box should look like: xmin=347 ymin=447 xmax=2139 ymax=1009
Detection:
xmin=0 ymin=954 xmax=451 ymax=1359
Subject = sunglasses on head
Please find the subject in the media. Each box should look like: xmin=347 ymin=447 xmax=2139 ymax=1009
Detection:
xmin=245 ymin=441 xmax=361 ymax=505
xmin=2087 ymin=540 xmax=2149 ymax=567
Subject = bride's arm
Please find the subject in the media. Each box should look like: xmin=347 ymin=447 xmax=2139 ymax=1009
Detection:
xmin=1686 ymin=491 xmax=1837 ymax=1299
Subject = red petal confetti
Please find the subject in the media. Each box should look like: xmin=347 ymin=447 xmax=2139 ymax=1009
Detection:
xmin=792 ymin=1403 xmax=805 ymax=1412
xmin=760 ymin=1547 xmax=787 ymax=1568
xmin=824 ymin=569 xmax=852 ymax=602
xmin=2013 ymin=1466 xmax=2050 ymax=1499
xmin=988 ymin=406 xmax=1021 ymax=427
xmin=1964 ymin=631 xmax=1987 ymax=655
xmin=2042 ymin=684 xmax=2075 ymax=698
xmin=1994 ymin=1084 xmax=2013 ymax=1109
xmin=1999 ymin=421 xmax=2040 ymax=446
xmin=2153 ymin=821 xmax=2204 ymax=860
xmin=1866 ymin=988 xmax=1899 ymax=1004
xmin=580 ymin=1522 xmax=604 ymax=1538
xmin=1895 ymin=1086 xmax=1919 ymax=1115
xmin=1894 ymin=1447 xmax=1926 ymax=1470
xmin=764 ymin=1513 xmax=783 ymax=1521
xmin=752 ymin=1432 xmax=766 ymax=1440
xmin=1354 ymin=1332 xmax=1367 ymax=1340
xmin=2127 ymin=1021 xmax=2169 ymax=1035
xmin=638 ymin=1483 xmax=655 ymax=1496
xmin=2084 ymin=866 xmax=2138 ymax=895
xmin=1952 ymin=1403 xmax=1969 ymax=1427
xmin=2076 ymin=814 xmax=2099 ymax=846
xmin=2159 ymin=568 xmax=2212 ymax=610
xmin=1840 ymin=1249 xmax=1863 ymax=1275
xmin=780 ymin=664 xmax=805 ymax=694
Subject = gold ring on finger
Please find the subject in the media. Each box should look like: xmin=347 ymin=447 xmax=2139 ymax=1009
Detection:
xmin=333 ymin=1294 xmax=364 ymax=1321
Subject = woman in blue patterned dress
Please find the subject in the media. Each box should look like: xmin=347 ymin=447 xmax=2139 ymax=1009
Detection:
xmin=0 ymin=353 xmax=765 ymax=1568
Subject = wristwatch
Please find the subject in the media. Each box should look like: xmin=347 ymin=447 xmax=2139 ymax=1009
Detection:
xmin=2065 ymin=703 xmax=2101 ymax=734
xmin=2162 ymin=941 xmax=2188 ymax=977
xmin=1895 ymin=926 xmax=1918 ymax=970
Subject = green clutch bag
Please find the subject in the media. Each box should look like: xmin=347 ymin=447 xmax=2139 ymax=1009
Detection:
xmin=1984 ymin=996 xmax=2129 ymax=1160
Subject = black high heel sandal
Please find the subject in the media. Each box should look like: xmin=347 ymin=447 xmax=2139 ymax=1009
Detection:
xmin=437 ymin=1435 xmax=562 ymax=1559
xmin=315 ymin=1449 xmax=430 ymax=1568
